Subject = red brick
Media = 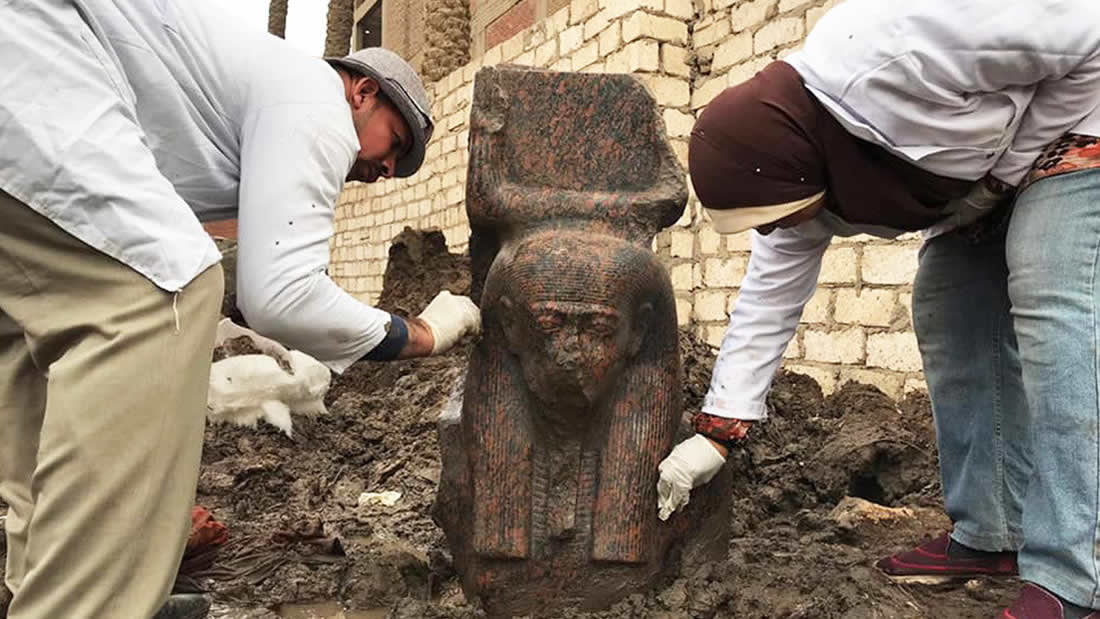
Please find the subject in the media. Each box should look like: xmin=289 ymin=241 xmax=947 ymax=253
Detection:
xmin=202 ymin=218 xmax=238 ymax=239
xmin=486 ymin=0 xmax=536 ymax=49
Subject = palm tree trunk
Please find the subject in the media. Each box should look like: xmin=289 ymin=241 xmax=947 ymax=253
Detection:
xmin=324 ymin=0 xmax=355 ymax=57
xmin=268 ymin=0 xmax=288 ymax=38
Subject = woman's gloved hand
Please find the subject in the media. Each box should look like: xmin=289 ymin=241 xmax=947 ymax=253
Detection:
xmin=656 ymin=434 xmax=727 ymax=521
xmin=927 ymin=174 xmax=1016 ymax=237
xmin=417 ymin=290 xmax=482 ymax=355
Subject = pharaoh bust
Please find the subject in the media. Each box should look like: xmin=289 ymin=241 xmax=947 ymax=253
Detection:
xmin=433 ymin=66 xmax=729 ymax=617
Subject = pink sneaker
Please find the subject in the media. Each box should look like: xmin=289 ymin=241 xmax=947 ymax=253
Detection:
xmin=875 ymin=532 xmax=1018 ymax=584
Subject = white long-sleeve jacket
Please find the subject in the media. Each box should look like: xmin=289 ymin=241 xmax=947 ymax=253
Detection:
xmin=0 ymin=0 xmax=391 ymax=372
xmin=705 ymin=0 xmax=1100 ymax=420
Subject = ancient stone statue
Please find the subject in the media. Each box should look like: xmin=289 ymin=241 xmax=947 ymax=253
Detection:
xmin=434 ymin=66 xmax=729 ymax=617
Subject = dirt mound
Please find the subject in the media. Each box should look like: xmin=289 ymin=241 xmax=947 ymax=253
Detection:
xmin=376 ymin=227 xmax=471 ymax=316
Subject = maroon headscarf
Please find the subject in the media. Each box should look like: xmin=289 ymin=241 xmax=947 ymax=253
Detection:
xmin=689 ymin=61 xmax=973 ymax=231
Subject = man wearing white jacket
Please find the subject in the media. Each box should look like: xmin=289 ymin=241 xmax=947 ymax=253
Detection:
xmin=0 ymin=1 xmax=479 ymax=617
xmin=657 ymin=1 xmax=1100 ymax=617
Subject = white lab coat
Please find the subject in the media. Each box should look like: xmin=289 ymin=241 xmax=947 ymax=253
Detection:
xmin=706 ymin=0 xmax=1100 ymax=420
xmin=0 ymin=0 xmax=391 ymax=372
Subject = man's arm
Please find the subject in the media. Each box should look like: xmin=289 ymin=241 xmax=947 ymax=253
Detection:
xmin=235 ymin=104 xmax=477 ymax=371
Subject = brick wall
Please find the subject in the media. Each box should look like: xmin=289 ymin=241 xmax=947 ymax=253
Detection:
xmin=330 ymin=0 xmax=930 ymax=398
xmin=331 ymin=0 xmax=696 ymax=299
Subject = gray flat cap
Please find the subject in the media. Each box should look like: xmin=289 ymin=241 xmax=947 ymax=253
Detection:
xmin=326 ymin=47 xmax=434 ymax=178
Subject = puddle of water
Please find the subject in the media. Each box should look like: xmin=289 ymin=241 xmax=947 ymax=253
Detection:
xmin=277 ymin=602 xmax=387 ymax=619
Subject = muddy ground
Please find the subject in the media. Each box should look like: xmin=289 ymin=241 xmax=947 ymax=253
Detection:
xmin=0 ymin=230 xmax=1019 ymax=618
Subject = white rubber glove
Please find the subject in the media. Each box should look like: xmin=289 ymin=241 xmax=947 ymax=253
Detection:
xmin=657 ymin=434 xmax=726 ymax=521
xmin=214 ymin=318 xmax=296 ymax=371
xmin=925 ymin=179 xmax=1010 ymax=238
xmin=417 ymin=291 xmax=482 ymax=355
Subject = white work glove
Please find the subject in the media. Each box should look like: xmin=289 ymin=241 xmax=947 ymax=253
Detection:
xmin=925 ymin=177 xmax=1012 ymax=238
xmin=657 ymin=434 xmax=726 ymax=521
xmin=214 ymin=318 xmax=296 ymax=371
xmin=417 ymin=291 xmax=482 ymax=355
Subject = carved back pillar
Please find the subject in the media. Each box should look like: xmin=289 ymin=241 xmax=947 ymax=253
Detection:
xmin=433 ymin=67 xmax=730 ymax=618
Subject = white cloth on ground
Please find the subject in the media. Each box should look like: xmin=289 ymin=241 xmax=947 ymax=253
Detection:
xmin=207 ymin=319 xmax=331 ymax=437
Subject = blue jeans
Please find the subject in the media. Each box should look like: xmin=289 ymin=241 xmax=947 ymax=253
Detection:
xmin=913 ymin=167 xmax=1100 ymax=609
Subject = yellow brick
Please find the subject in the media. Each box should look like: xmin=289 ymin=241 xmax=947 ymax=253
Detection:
xmin=711 ymin=32 xmax=753 ymax=72
xmin=867 ymin=332 xmax=922 ymax=372
xmin=560 ymin=24 xmax=585 ymax=54
xmin=514 ymin=50 xmax=536 ymax=66
xmin=583 ymin=8 xmax=613 ymax=40
xmin=694 ymin=290 xmax=728 ymax=321
xmin=804 ymin=328 xmax=865 ymax=364
xmin=619 ymin=39 xmax=659 ymax=72
xmin=779 ymin=0 xmax=812 ymax=13
xmin=862 ymin=245 xmax=919 ymax=285
xmin=570 ymin=0 xmax=599 ymax=24
xmin=732 ymin=0 xmax=776 ymax=32
xmin=670 ymin=229 xmax=694 ymax=257
xmin=671 ymin=263 xmax=694 ymax=291
xmin=692 ymin=74 xmax=728 ymax=109
xmin=641 ymin=74 xmax=690 ymax=107
xmin=693 ymin=17 xmax=730 ymax=48
xmin=598 ymin=21 xmax=622 ymax=57
xmin=547 ymin=6 xmax=571 ymax=36
xmin=754 ymin=16 xmax=804 ymax=54
xmin=663 ymin=108 xmax=695 ymax=138
xmin=572 ymin=40 xmax=600 ymax=70
xmin=834 ymin=288 xmax=895 ymax=327
xmin=702 ymin=256 xmax=748 ymax=287
xmin=622 ymin=12 xmax=689 ymax=45
xmin=552 ymin=56 xmax=574 ymax=72
xmin=661 ymin=43 xmax=691 ymax=77
xmin=819 ymin=246 xmax=857 ymax=284
xmin=664 ymin=0 xmax=694 ymax=19
xmin=602 ymin=0 xmax=643 ymax=19
xmin=698 ymin=224 xmax=721 ymax=254
xmin=801 ymin=287 xmax=831 ymax=323
xmin=502 ymin=34 xmax=525 ymax=61
xmin=535 ymin=38 xmax=558 ymax=67
xmin=675 ymin=297 xmax=693 ymax=327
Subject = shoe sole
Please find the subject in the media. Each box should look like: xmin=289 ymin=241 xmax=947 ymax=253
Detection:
xmin=880 ymin=571 xmax=1017 ymax=585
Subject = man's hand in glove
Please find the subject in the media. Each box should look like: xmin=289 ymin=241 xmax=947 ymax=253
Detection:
xmin=656 ymin=415 xmax=752 ymax=520
xmin=400 ymin=291 xmax=481 ymax=358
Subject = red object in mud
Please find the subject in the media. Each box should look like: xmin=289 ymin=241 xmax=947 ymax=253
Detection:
xmin=186 ymin=506 xmax=228 ymax=555
xmin=692 ymin=411 xmax=752 ymax=447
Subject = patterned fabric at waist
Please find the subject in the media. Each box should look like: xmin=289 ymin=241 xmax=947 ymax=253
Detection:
xmin=1022 ymin=133 xmax=1100 ymax=192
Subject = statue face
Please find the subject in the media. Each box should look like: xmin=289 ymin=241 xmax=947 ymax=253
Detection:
xmin=498 ymin=298 xmax=648 ymax=409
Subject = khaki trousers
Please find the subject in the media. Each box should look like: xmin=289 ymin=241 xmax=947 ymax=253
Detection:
xmin=0 ymin=191 xmax=223 ymax=618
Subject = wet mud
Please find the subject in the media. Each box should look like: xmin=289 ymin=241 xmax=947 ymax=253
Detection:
xmin=0 ymin=230 xmax=1018 ymax=618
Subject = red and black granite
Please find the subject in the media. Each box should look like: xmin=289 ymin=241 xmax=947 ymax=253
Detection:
xmin=432 ymin=66 xmax=730 ymax=617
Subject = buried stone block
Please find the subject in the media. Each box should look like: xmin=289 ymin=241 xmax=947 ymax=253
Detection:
xmin=432 ymin=66 xmax=730 ymax=617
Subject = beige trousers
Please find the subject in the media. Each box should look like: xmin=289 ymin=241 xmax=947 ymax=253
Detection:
xmin=0 ymin=191 xmax=223 ymax=618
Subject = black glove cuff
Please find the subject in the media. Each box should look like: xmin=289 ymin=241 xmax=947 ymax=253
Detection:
xmin=363 ymin=314 xmax=409 ymax=361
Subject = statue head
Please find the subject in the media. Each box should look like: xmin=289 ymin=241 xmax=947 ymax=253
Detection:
xmin=485 ymin=230 xmax=663 ymax=410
